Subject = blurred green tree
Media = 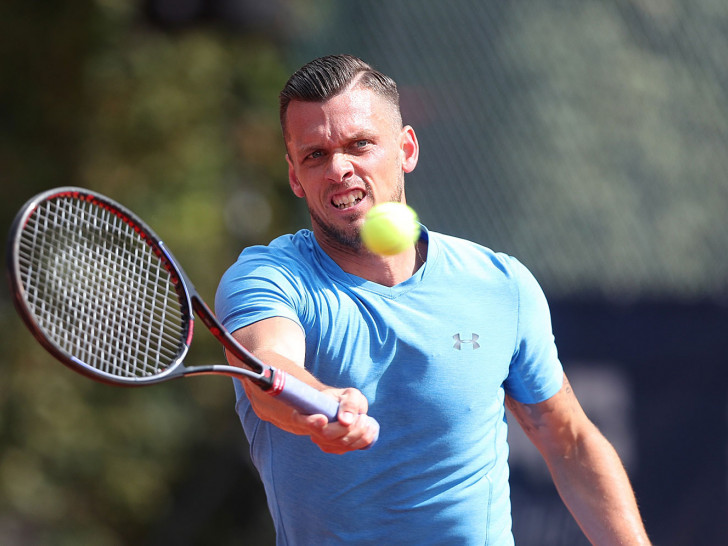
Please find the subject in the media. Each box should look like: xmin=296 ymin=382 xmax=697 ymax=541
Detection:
xmin=1 ymin=1 xmax=290 ymax=543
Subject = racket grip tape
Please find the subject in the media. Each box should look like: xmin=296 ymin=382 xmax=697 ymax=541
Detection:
xmin=269 ymin=370 xmax=379 ymax=447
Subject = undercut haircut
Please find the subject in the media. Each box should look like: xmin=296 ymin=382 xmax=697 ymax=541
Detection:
xmin=279 ymin=54 xmax=401 ymax=136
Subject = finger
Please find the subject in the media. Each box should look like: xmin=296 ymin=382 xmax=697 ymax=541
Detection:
xmin=292 ymin=411 xmax=329 ymax=433
xmin=336 ymin=388 xmax=368 ymax=426
xmin=339 ymin=414 xmax=379 ymax=450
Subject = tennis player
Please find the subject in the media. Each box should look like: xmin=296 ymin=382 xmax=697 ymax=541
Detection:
xmin=215 ymin=54 xmax=650 ymax=545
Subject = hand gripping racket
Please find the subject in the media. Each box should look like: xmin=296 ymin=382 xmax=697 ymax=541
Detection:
xmin=7 ymin=187 xmax=378 ymax=445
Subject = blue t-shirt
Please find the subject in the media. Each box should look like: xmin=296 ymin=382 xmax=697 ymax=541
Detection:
xmin=215 ymin=228 xmax=563 ymax=545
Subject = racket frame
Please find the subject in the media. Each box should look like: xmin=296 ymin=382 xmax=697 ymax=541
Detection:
xmin=6 ymin=187 xmax=276 ymax=389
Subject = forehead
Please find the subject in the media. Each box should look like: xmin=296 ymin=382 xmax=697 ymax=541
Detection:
xmin=285 ymin=87 xmax=396 ymax=146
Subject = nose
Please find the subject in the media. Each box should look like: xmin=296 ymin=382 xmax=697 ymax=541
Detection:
xmin=327 ymin=153 xmax=354 ymax=183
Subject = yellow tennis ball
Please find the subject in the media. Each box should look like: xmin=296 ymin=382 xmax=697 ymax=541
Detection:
xmin=361 ymin=202 xmax=421 ymax=255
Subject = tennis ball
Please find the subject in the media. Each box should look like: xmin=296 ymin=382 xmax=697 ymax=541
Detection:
xmin=361 ymin=202 xmax=420 ymax=256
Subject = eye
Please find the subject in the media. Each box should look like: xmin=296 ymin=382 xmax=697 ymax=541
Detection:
xmin=306 ymin=150 xmax=324 ymax=161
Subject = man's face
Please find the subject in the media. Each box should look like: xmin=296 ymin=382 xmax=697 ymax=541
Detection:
xmin=284 ymin=85 xmax=418 ymax=251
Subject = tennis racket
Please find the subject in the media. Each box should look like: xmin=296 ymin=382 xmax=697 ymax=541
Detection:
xmin=7 ymin=187 xmax=379 ymax=445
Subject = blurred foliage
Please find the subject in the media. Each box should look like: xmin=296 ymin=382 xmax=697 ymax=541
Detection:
xmin=0 ymin=0 xmax=292 ymax=544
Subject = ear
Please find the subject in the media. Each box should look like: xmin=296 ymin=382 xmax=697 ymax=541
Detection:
xmin=286 ymin=154 xmax=305 ymax=198
xmin=400 ymin=125 xmax=419 ymax=174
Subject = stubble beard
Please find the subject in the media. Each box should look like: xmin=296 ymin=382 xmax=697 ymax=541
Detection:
xmin=308 ymin=180 xmax=404 ymax=252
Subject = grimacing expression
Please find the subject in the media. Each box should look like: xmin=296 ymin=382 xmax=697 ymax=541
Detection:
xmin=284 ymin=85 xmax=418 ymax=250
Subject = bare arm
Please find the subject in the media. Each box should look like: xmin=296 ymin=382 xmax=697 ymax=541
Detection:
xmin=225 ymin=316 xmax=376 ymax=453
xmin=506 ymin=374 xmax=650 ymax=545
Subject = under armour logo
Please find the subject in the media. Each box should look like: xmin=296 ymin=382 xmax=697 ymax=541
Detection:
xmin=453 ymin=333 xmax=480 ymax=350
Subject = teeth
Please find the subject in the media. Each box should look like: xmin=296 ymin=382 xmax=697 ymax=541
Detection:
xmin=333 ymin=190 xmax=364 ymax=209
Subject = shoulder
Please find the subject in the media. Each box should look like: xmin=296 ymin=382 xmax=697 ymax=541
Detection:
xmin=220 ymin=230 xmax=318 ymax=282
xmin=215 ymin=230 xmax=321 ymax=306
xmin=237 ymin=229 xmax=317 ymax=265
xmin=428 ymin=230 xmax=529 ymax=282
xmin=214 ymin=230 xmax=321 ymax=330
xmin=427 ymin=230 xmax=549 ymax=318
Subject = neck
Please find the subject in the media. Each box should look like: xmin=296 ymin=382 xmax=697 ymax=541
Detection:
xmin=317 ymin=235 xmax=426 ymax=287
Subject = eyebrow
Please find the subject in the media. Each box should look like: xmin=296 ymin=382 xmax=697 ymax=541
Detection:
xmin=295 ymin=143 xmax=324 ymax=158
xmin=297 ymin=130 xmax=379 ymax=154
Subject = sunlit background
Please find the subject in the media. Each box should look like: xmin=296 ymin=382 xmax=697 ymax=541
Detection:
xmin=1 ymin=1 xmax=727 ymax=544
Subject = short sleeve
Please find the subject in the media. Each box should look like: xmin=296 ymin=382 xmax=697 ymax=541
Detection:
xmin=214 ymin=245 xmax=303 ymax=335
xmin=503 ymin=258 xmax=563 ymax=404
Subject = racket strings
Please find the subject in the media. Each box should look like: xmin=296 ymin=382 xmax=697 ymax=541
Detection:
xmin=16 ymin=197 xmax=186 ymax=378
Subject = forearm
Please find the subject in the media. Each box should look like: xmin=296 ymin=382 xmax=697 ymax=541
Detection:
xmin=547 ymin=428 xmax=650 ymax=545
xmin=239 ymin=356 xmax=376 ymax=452
xmin=227 ymin=318 xmax=376 ymax=452
xmin=223 ymin=318 xmax=325 ymax=433
xmin=506 ymin=377 xmax=650 ymax=545
xmin=238 ymin=347 xmax=329 ymax=434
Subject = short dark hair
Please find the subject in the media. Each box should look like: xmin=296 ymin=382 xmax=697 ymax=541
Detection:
xmin=279 ymin=54 xmax=401 ymax=135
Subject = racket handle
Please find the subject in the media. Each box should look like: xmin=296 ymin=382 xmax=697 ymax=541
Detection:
xmin=270 ymin=371 xmax=379 ymax=448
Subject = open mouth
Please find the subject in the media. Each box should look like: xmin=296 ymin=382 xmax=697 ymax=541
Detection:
xmin=332 ymin=189 xmax=364 ymax=209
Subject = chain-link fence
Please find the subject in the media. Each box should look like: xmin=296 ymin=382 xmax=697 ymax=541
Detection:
xmin=292 ymin=0 xmax=728 ymax=302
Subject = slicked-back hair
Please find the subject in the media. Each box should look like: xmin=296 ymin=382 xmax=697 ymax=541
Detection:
xmin=279 ymin=54 xmax=401 ymax=136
